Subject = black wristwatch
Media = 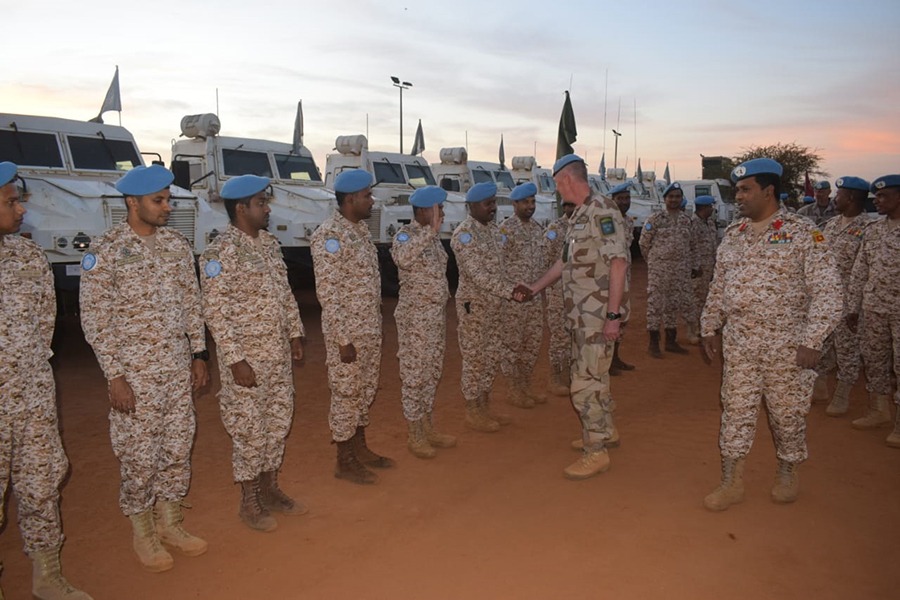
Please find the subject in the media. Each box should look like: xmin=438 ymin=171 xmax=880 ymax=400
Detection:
xmin=606 ymin=312 xmax=622 ymax=321
xmin=192 ymin=350 xmax=210 ymax=362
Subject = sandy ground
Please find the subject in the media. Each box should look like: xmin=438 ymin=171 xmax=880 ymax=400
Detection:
xmin=1 ymin=259 xmax=898 ymax=600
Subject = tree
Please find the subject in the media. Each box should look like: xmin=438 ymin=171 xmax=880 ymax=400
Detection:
xmin=733 ymin=143 xmax=828 ymax=199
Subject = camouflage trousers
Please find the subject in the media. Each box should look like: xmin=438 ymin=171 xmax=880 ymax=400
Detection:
xmin=109 ymin=367 xmax=196 ymax=516
xmin=719 ymin=339 xmax=816 ymax=463
xmin=396 ymin=301 xmax=446 ymax=422
xmin=646 ymin=263 xmax=693 ymax=330
xmin=325 ymin=334 xmax=381 ymax=442
xmin=456 ymin=297 xmax=502 ymax=402
xmin=570 ymin=329 xmax=617 ymax=453
xmin=690 ymin=267 xmax=714 ymax=330
xmin=546 ymin=283 xmax=570 ymax=370
xmin=861 ymin=311 xmax=899 ymax=404
xmin=501 ymin=298 xmax=543 ymax=386
xmin=0 ymin=363 xmax=67 ymax=553
xmin=219 ymin=353 xmax=294 ymax=482
xmin=817 ymin=316 xmax=862 ymax=385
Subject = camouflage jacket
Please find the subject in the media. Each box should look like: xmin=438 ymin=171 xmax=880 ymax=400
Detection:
xmin=499 ymin=215 xmax=545 ymax=287
xmin=798 ymin=201 xmax=838 ymax=227
xmin=848 ymin=217 xmax=900 ymax=315
xmin=390 ymin=220 xmax=449 ymax=306
xmin=639 ymin=210 xmax=694 ymax=266
xmin=822 ymin=213 xmax=871 ymax=307
xmin=690 ymin=214 xmax=719 ymax=272
xmin=451 ymin=215 xmax=514 ymax=305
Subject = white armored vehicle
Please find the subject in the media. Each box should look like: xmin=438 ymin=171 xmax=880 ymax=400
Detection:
xmin=605 ymin=167 xmax=664 ymax=238
xmin=508 ymin=156 xmax=557 ymax=227
xmin=675 ymin=179 xmax=737 ymax=238
xmin=431 ymin=148 xmax=519 ymax=221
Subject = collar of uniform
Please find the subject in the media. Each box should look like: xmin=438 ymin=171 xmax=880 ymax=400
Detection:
xmin=466 ymin=215 xmax=494 ymax=230
xmin=226 ymin=222 xmax=263 ymax=245
xmin=334 ymin=209 xmax=369 ymax=235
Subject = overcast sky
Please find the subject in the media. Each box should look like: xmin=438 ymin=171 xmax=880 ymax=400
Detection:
xmin=4 ymin=0 xmax=898 ymax=183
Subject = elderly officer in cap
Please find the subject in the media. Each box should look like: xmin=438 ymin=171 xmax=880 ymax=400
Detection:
xmin=199 ymin=175 xmax=306 ymax=532
xmin=520 ymin=155 xmax=630 ymax=479
xmin=390 ymin=185 xmax=456 ymax=459
xmin=639 ymin=181 xmax=695 ymax=357
xmin=451 ymin=181 xmax=520 ymax=433
xmin=700 ymin=158 xmax=841 ymax=511
xmin=798 ymin=180 xmax=837 ymax=226
xmin=686 ymin=195 xmax=719 ymax=344
xmin=80 ymin=165 xmax=209 ymax=572
xmin=311 ymin=169 xmax=392 ymax=485
xmin=846 ymin=174 xmax=900 ymax=447
xmin=499 ymin=182 xmax=547 ymax=408
xmin=543 ymin=198 xmax=576 ymax=395
xmin=0 ymin=163 xmax=92 ymax=599
xmin=811 ymin=177 xmax=871 ymax=415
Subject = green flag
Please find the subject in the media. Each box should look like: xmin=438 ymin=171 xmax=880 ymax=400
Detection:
xmin=556 ymin=90 xmax=577 ymax=159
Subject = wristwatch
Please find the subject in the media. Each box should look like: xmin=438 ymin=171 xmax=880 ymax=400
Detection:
xmin=192 ymin=350 xmax=210 ymax=361
xmin=606 ymin=312 xmax=621 ymax=321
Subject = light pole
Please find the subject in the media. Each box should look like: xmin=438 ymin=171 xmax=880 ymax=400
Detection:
xmin=612 ymin=129 xmax=622 ymax=168
xmin=391 ymin=76 xmax=413 ymax=153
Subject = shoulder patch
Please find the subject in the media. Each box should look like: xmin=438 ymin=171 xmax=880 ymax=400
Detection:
xmin=81 ymin=252 xmax=97 ymax=271
xmin=812 ymin=230 xmax=825 ymax=244
xmin=324 ymin=238 xmax=341 ymax=253
xmin=204 ymin=260 xmax=222 ymax=278
xmin=500 ymin=233 xmax=507 ymax=244
xmin=644 ymin=222 xmax=652 ymax=231
xmin=459 ymin=232 xmax=472 ymax=245
xmin=546 ymin=229 xmax=558 ymax=240
xmin=600 ymin=216 xmax=615 ymax=235
xmin=396 ymin=232 xmax=410 ymax=243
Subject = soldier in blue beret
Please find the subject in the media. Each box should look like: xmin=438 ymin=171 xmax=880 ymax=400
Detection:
xmin=799 ymin=179 xmax=836 ymax=226
xmin=803 ymin=195 xmax=815 ymax=204
xmin=686 ymin=195 xmax=719 ymax=344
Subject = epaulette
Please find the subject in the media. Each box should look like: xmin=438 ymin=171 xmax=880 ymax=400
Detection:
xmin=725 ymin=219 xmax=747 ymax=234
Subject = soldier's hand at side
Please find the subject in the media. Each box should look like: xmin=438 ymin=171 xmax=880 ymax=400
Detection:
xmin=701 ymin=335 xmax=722 ymax=366
xmin=339 ymin=343 xmax=357 ymax=364
xmin=191 ymin=359 xmax=210 ymax=392
xmin=291 ymin=337 xmax=304 ymax=361
xmin=602 ymin=318 xmax=621 ymax=342
xmin=795 ymin=345 xmax=820 ymax=369
xmin=512 ymin=283 xmax=534 ymax=302
xmin=231 ymin=360 xmax=258 ymax=388
xmin=429 ymin=206 xmax=443 ymax=234
xmin=109 ymin=376 xmax=136 ymax=414
xmin=846 ymin=313 xmax=859 ymax=334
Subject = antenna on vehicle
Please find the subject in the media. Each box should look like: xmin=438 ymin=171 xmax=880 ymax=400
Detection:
xmin=216 ymin=88 xmax=219 ymax=118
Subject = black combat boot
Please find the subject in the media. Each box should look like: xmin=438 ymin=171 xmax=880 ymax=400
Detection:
xmin=648 ymin=330 xmax=663 ymax=359
xmin=335 ymin=440 xmax=378 ymax=485
xmin=352 ymin=426 xmax=396 ymax=469
xmin=664 ymin=328 xmax=689 ymax=354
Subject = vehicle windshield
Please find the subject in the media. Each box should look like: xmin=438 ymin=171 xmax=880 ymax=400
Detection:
xmin=538 ymin=173 xmax=556 ymax=192
xmin=274 ymin=153 xmax=321 ymax=182
xmin=718 ymin=184 xmax=735 ymax=203
xmin=472 ymin=170 xmax=493 ymax=185
xmin=0 ymin=130 xmax=64 ymax=168
xmin=373 ymin=161 xmax=406 ymax=185
xmin=222 ymin=149 xmax=272 ymax=177
xmin=405 ymin=163 xmax=436 ymax=187
xmin=494 ymin=171 xmax=515 ymax=190
xmin=68 ymin=136 xmax=140 ymax=171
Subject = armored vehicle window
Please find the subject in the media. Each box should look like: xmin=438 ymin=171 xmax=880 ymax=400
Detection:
xmin=274 ymin=153 xmax=321 ymax=182
xmin=538 ymin=174 xmax=556 ymax=193
xmin=472 ymin=170 xmax=493 ymax=185
xmin=404 ymin=164 xmax=436 ymax=187
xmin=68 ymin=136 xmax=140 ymax=171
xmin=694 ymin=185 xmax=712 ymax=198
xmin=494 ymin=171 xmax=515 ymax=190
xmin=374 ymin=161 xmax=406 ymax=185
xmin=222 ymin=149 xmax=272 ymax=177
xmin=0 ymin=130 xmax=64 ymax=168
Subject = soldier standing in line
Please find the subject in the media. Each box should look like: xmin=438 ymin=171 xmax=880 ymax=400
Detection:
xmin=686 ymin=195 xmax=719 ymax=345
xmin=846 ymin=174 xmax=900 ymax=447
xmin=451 ymin=182 xmax=520 ymax=432
xmin=80 ymin=165 xmax=209 ymax=572
xmin=700 ymin=158 xmax=841 ymax=511
xmin=639 ymin=181 xmax=694 ymax=358
xmin=499 ymin=182 xmax=547 ymax=408
xmin=0 ymin=163 xmax=92 ymax=599
xmin=199 ymin=175 xmax=306 ymax=532
xmin=311 ymin=169 xmax=393 ymax=485
xmin=798 ymin=180 xmax=837 ymax=226
xmin=812 ymin=177 xmax=871 ymax=415
xmin=543 ymin=199 xmax=576 ymax=395
xmin=608 ymin=182 xmax=636 ymax=375
xmin=390 ymin=186 xmax=457 ymax=459
xmin=520 ymin=155 xmax=630 ymax=479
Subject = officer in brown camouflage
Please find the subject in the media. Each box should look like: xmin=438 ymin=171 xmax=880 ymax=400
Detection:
xmin=797 ymin=180 xmax=837 ymax=226
xmin=391 ymin=186 xmax=457 ymax=459
xmin=199 ymin=175 xmax=307 ymax=532
xmin=701 ymin=158 xmax=841 ymax=511
xmin=0 ymin=162 xmax=92 ymax=599
xmin=543 ymin=201 xmax=575 ymax=395
xmin=687 ymin=195 xmax=719 ymax=345
xmin=80 ymin=165 xmax=209 ymax=573
xmin=608 ymin=182 xmax=636 ymax=375
xmin=846 ymin=174 xmax=900 ymax=448
xmin=311 ymin=169 xmax=394 ymax=485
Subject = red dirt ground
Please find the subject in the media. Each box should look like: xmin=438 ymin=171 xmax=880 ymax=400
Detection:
xmin=1 ymin=259 xmax=898 ymax=600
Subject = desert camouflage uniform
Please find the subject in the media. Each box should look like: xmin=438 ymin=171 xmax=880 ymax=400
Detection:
xmin=80 ymin=222 xmax=205 ymax=515
xmin=797 ymin=201 xmax=838 ymax=227
xmin=690 ymin=213 xmax=719 ymax=329
xmin=816 ymin=214 xmax=871 ymax=383
xmin=311 ymin=211 xmax=382 ymax=442
xmin=849 ymin=218 xmax=900 ymax=404
xmin=391 ymin=221 xmax=449 ymax=422
xmin=701 ymin=210 xmax=841 ymax=462
xmin=451 ymin=216 xmax=515 ymax=403
xmin=199 ymin=225 xmax=304 ymax=482
xmin=544 ymin=216 xmax=571 ymax=371
xmin=639 ymin=210 xmax=695 ymax=330
xmin=499 ymin=216 xmax=545 ymax=388
xmin=0 ymin=235 xmax=68 ymax=553
xmin=562 ymin=194 xmax=631 ymax=452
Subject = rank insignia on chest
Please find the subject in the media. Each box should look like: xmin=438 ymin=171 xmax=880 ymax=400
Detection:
xmin=599 ymin=216 xmax=615 ymax=235
xmin=576 ymin=215 xmax=588 ymax=224
xmin=811 ymin=230 xmax=825 ymax=244
xmin=767 ymin=232 xmax=793 ymax=245
xmin=846 ymin=228 xmax=863 ymax=238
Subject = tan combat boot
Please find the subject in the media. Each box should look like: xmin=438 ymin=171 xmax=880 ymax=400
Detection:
xmin=886 ymin=409 xmax=900 ymax=449
xmin=686 ymin=322 xmax=701 ymax=345
xmin=852 ymin=393 xmax=892 ymax=429
xmin=563 ymin=449 xmax=610 ymax=480
xmin=825 ymin=381 xmax=853 ymax=416
xmin=155 ymin=501 xmax=208 ymax=556
xmin=407 ymin=418 xmax=437 ymax=459
xmin=771 ymin=459 xmax=800 ymax=504
xmin=548 ymin=363 xmax=569 ymax=396
xmin=334 ymin=440 xmax=378 ymax=484
xmin=424 ymin=411 xmax=457 ymax=448
xmin=239 ymin=477 xmax=278 ymax=532
xmin=482 ymin=392 xmax=512 ymax=426
xmin=571 ymin=426 xmax=620 ymax=451
xmin=28 ymin=546 xmax=93 ymax=600
xmin=129 ymin=510 xmax=174 ymax=572
xmin=521 ymin=376 xmax=547 ymax=405
xmin=811 ymin=374 xmax=830 ymax=403
xmin=703 ymin=457 xmax=745 ymax=511
xmin=506 ymin=379 xmax=534 ymax=409
xmin=260 ymin=471 xmax=308 ymax=516
xmin=464 ymin=396 xmax=499 ymax=433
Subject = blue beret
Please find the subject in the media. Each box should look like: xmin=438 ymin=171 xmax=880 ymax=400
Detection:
xmin=409 ymin=186 xmax=446 ymax=208
xmin=780 ymin=193 xmax=789 ymax=200
xmin=679 ymin=198 xmax=687 ymax=208
xmin=510 ymin=182 xmax=537 ymax=201
xmin=663 ymin=181 xmax=683 ymax=197
xmin=730 ymin=158 xmax=783 ymax=183
xmin=552 ymin=154 xmax=584 ymax=176
xmin=871 ymin=174 xmax=900 ymax=193
xmin=115 ymin=165 xmax=174 ymax=196
xmin=835 ymin=176 xmax=870 ymax=192
xmin=220 ymin=174 xmax=270 ymax=200
xmin=0 ymin=161 xmax=17 ymax=187
xmin=609 ymin=182 xmax=630 ymax=195
xmin=803 ymin=196 xmax=815 ymax=204
xmin=694 ymin=195 xmax=715 ymax=206
xmin=814 ymin=180 xmax=831 ymax=191
xmin=334 ymin=169 xmax=373 ymax=194
xmin=466 ymin=181 xmax=497 ymax=203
